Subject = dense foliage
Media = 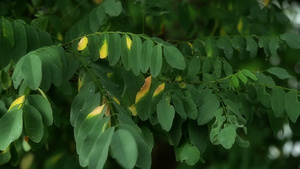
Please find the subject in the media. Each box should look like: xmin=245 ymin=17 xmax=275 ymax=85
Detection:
xmin=0 ymin=0 xmax=300 ymax=168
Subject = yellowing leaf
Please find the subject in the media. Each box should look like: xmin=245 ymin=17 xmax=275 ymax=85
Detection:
xmin=113 ymin=97 xmax=120 ymax=105
xmin=126 ymin=35 xmax=132 ymax=50
xmin=135 ymin=76 xmax=151 ymax=103
xmin=129 ymin=104 xmax=137 ymax=116
xmin=93 ymin=0 xmax=103 ymax=4
xmin=77 ymin=36 xmax=88 ymax=51
xmin=187 ymin=42 xmax=194 ymax=54
xmin=99 ymin=39 xmax=108 ymax=59
xmin=263 ymin=0 xmax=270 ymax=6
xmin=78 ymin=77 xmax=83 ymax=91
xmin=8 ymin=95 xmax=25 ymax=111
xmin=237 ymin=18 xmax=243 ymax=34
xmin=87 ymin=105 xmax=105 ymax=119
xmin=153 ymin=83 xmax=165 ymax=97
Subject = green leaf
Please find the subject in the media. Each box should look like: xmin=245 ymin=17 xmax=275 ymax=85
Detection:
xmin=242 ymin=69 xmax=257 ymax=81
xmin=25 ymin=26 xmax=40 ymax=52
xmin=205 ymin=38 xmax=219 ymax=57
xmin=21 ymin=54 xmax=42 ymax=90
xmin=171 ymin=93 xmax=187 ymax=121
xmin=237 ymin=71 xmax=247 ymax=84
xmin=121 ymin=35 xmax=132 ymax=71
xmin=110 ymin=129 xmax=138 ymax=169
xmin=217 ymin=36 xmax=233 ymax=59
xmin=188 ymin=121 xmax=207 ymax=155
xmin=258 ymin=37 xmax=271 ymax=56
xmin=232 ymin=37 xmax=246 ymax=59
xmin=77 ymin=116 xmax=110 ymax=167
xmin=202 ymin=58 xmax=211 ymax=73
xmin=257 ymin=72 xmax=275 ymax=86
xmin=0 ymin=17 xmax=14 ymax=68
xmin=0 ymin=109 xmax=23 ymax=151
xmin=27 ymin=95 xmax=53 ymax=126
xmin=188 ymin=57 xmax=200 ymax=75
xmin=266 ymin=67 xmax=292 ymax=80
xmin=197 ymin=90 xmax=220 ymax=125
xmin=89 ymin=35 xmax=101 ymax=62
xmin=163 ymin=45 xmax=186 ymax=70
xmin=285 ymin=91 xmax=300 ymax=123
xmin=246 ymin=37 xmax=258 ymax=57
xmin=269 ymin=38 xmax=279 ymax=57
xmin=257 ymin=86 xmax=271 ymax=108
xmin=108 ymin=33 xmax=121 ymax=66
xmin=213 ymin=58 xmax=222 ymax=78
xmin=231 ymin=75 xmax=239 ymax=88
xmin=271 ymin=88 xmax=285 ymax=118
xmin=150 ymin=45 xmax=162 ymax=77
xmin=218 ymin=125 xmax=236 ymax=149
xmin=157 ymin=95 xmax=175 ymax=131
xmin=181 ymin=97 xmax=198 ymax=120
xmin=223 ymin=60 xmax=233 ymax=76
xmin=131 ymin=36 xmax=142 ymax=76
xmin=103 ymin=0 xmax=122 ymax=17
xmin=140 ymin=39 xmax=153 ymax=73
xmin=193 ymin=39 xmax=206 ymax=56
xmin=88 ymin=127 xmax=115 ymax=169
xmin=23 ymin=105 xmax=44 ymax=143
xmin=11 ymin=21 xmax=27 ymax=62
xmin=280 ymin=32 xmax=300 ymax=49
xmin=0 ymin=149 xmax=11 ymax=165
xmin=175 ymin=144 xmax=200 ymax=166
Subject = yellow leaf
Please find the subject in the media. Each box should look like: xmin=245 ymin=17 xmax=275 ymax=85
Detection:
xmin=87 ymin=105 xmax=105 ymax=119
xmin=126 ymin=35 xmax=132 ymax=50
xmin=129 ymin=104 xmax=137 ymax=116
xmin=237 ymin=18 xmax=243 ymax=34
xmin=175 ymin=75 xmax=183 ymax=82
xmin=263 ymin=0 xmax=270 ymax=6
xmin=153 ymin=83 xmax=165 ymax=97
xmin=8 ymin=95 xmax=25 ymax=111
xmin=135 ymin=76 xmax=151 ymax=103
xmin=77 ymin=36 xmax=88 ymax=51
xmin=187 ymin=42 xmax=194 ymax=54
xmin=99 ymin=38 xmax=108 ymax=59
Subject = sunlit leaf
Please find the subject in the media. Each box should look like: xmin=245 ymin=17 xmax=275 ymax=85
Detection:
xmin=8 ymin=95 xmax=25 ymax=111
xmin=135 ymin=76 xmax=151 ymax=103
xmin=77 ymin=36 xmax=88 ymax=51
xmin=99 ymin=34 xmax=109 ymax=59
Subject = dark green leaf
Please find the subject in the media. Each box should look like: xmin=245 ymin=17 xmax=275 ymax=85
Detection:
xmin=21 ymin=54 xmax=42 ymax=90
xmin=110 ymin=129 xmax=138 ymax=169
xmin=0 ymin=149 xmax=11 ymax=165
xmin=257 ymin=86 xmax=271 ymax=108
xmin=188 ymin=121 xmax=207 ymax=155
xmin=271 ymin=88 xmax=285 ymax=118
xmin=88 ymin=127 xmax=115 ymax=169
xmin=269 ymin=38 xmax=279 ymax=57
xmin=197 ymin=91 xmax=220 ymax=125
xmin=171 ymin=93 xmax=187 ymax=121
xmin=163 ymin=45 xmax=186 ymax=70
xmin=27 ymin=95 xmax=53 ymax=126
xmin=140 ymin=39 xmax=153 ymax=73
xmin=188 ymin=57 xmax=200 ymax=75
xmin=89 ymin=35 xmax=101 ymax=61
xmin=103 ymin=0 xmax=122 ymax=17
xmin=23 ymin=105 xmax=44 ymax=143
xmin=193 ymin=39 xmax=206 ymax=56
xmin=150 ymin=45 xmax=162 ymax=77
xmin=11 ymin=21 xmax=27 ymax=62
xmin=218 ymin=125 xmax=236 ymax=149
xmin=157 ymin=95 xmax=175 ymax=131
xmin=285 ymin=91 xmax=300 ymax=123
xmin=257 ymin=72 xmax=275 ymax=86
xmin=205 ymin=38 xmax=219 ymax=57
xmin=131 ymin=36 xmax=142 ymax=76
xmin=280 ymin=32 xmax=300 ymax=49
xmin=266 ymin=67 xmax=292 ymax=80
xmin=213 ymin=58 xmax=222 ymax=78
xmin=0 ymin=17 xmax=14 ymax=68
xmin=25 ymin=26 xmax=40 ymax=52
xmin=202 ymin=58 xmax=211 ymax=73
xmin=181 ymin=97 xmax=198 ymax=120
xmin=258 ymin=37 xmax=270 ymax=56
xmin=246 ymin=37 xmax=258 ymax=57
xmin=121 ymin=35 xmax=132 ymax=71
xmin=223 ymin=60 xmax=233 ymax=76
xmin=232 ymin=37 xmax=246 ymax=59
xmin=108 ymin=33 xmax=121 ymax=66
xmin=217 ymin=36 xmax=233 ymax=59
xmin=175 ymin=144 xmax=200 ymax=166
xmin=0 ymin=109 xmax=23 ymax=151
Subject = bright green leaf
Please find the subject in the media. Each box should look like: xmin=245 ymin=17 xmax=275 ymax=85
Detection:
xmin=231 ymin=75 xmax=239 ymax=88
xmin=242 ymin=69 xmax=257 ymax=81
xmin=237 ymin=71 xmax=247 ymax=84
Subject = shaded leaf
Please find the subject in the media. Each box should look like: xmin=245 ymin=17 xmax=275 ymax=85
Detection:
xmin=131 ymin=36 xmax=142 ymax=76
xmin=271 ymin=88 xmax=285 ymax=118
xmin=246 ymin=37 xmax=258 ymax=57
xmin=175 ymin=144 xmax=200 ymax=166
xmin=140 ymin=39 xmax=153 ymax=73
xmin=150 ymin=45 xmax=162 ymax=77
xmin=285 ymin=91 xmax=300 ymax=123
xmin=218 ymin=125 xmax=236 ymax=149
xmin=217 ymin=36 xmax=233 ymax=59
xmin=108 ymin=33 xmax=121 ymax=66
xmin=280 ymin=32 xmax=300 ymax=49
xmin=157 ymin=95 xmax=175 ymax=131
xmin=163 ymin=45 xmax=186 ymax=70
xmin=103 ymin=0 xmax=122 ymax=17
xmin=23 ymin=105 xmax=44 ymax=143
xmin=266 ymin=67 xmax=292 ymax=80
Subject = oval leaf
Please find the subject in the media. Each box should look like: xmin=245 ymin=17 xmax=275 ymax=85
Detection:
xmin=156 ymin=95 xmax=175 ymax=131
xmin=150 ymin=45 xmax=162 ymax=77
xmin=163 ymin=45 xmax=186 ymax=70
xmin=218 ymin=125 xmax=236 ymax=149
